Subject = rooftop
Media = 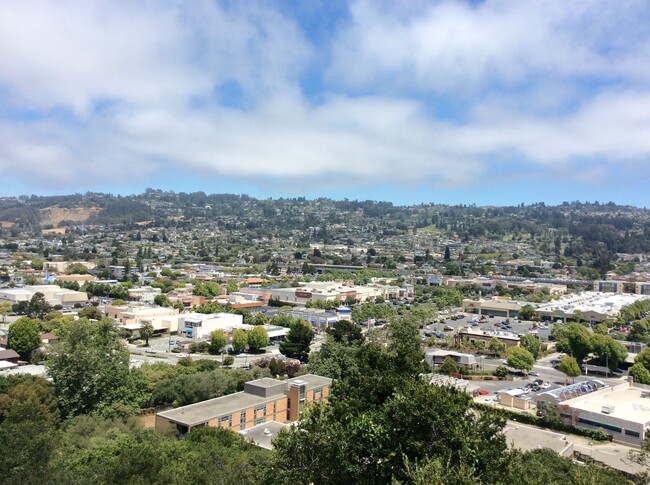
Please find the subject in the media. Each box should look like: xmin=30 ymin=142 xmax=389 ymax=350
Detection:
xmin=157 ymin=374 xmax=332 ymax=427
xmin=563 ymin=383 xmax=650 ymax=425
xmin=538 ymin=379 xmax=607 ymax=403
xmin=239 ymin=421 xmax=290 ymax=450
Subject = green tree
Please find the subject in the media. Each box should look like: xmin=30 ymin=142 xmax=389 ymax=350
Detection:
xmin=0 ymin=301 xmax=13 ymax=322
xmin=439 ymin=356 xmax=458 ymax=374
xmin=139 ymin=322 xmax=154 ymax=346
xmin=231 ymin=329 xmax=248 ymax=353
xmin=279 ymin=320 xmax=314 ymax=363
xmin=0 ymin=376 xmax=60 ymax=484
xmin=488 ymin=337 xmax=506 ymax=356
xmin=590 ymin=334 xmax=627 ymax=370
xmin=628 ymin=320 xmax=649 ymax=343
xmin=630 ymin=363 xmax=650 ymax=384
xmin=518 ymin=304 xmax=536 ymax=321
xmin=209 ymin=330 xmax=227 ymax=354
xmin=226 ymin=281 xmax=239 ymax=294
xmin=593 ymin=323 xmax=609 ymax=335
xmin=494 ymin=365 xmax=508 ymax=380
xmin=26 ymin=292 xmax=52 ymax=319
xmin=66 ymin=263 xmax=89 ymax=274
xmin=153 ymin=294 xmax=172 ymax=307
xmin=554 ymin=322 xmax=593 ymax=362
xmin=327 ymin=319 xmax=364 ymax=345
xmin=46 ymin=318 xmax=146 ymax=418
xmin=223 ymin=355 xmax=235 ymax=366
xmin=520 ymin=334 xmax=541 ymax=360
xmin=557 ymin=355 xmax=582 ymax=383
xmin=247 ymin=326 xmax=269 ymax=352
xmin=7 ymin=317 xmax=41 ymax=358
xmin=506 ymin=346 xmax=535 ymax=373
xmin=307 ymin=341 xmax=360 ymax=381
xmin=629 ymin=349 xmax=650 ymax=384
xmin=270 ymin=367 xmax=509 ymax=484
xmin=78 ymin=305 xmax=102 ymax=320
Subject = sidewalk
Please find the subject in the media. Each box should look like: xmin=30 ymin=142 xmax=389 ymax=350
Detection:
xmin=571 ymin=435 xmax=646 ymax=476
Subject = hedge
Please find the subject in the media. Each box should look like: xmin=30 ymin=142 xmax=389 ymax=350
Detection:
xmin=473 ymin=402 xmax=612 ymax=442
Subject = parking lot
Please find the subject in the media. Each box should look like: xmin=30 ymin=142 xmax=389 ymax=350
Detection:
xmin=420 ymin=312 xmax=554 ymax=342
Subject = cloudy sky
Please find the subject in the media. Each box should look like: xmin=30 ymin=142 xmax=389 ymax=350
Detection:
xmin=1 ymin=0 xmax=650 ymax=206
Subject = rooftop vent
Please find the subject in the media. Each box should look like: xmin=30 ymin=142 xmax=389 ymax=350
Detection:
xmin=602 ymin=404 xmax=615 ymax=414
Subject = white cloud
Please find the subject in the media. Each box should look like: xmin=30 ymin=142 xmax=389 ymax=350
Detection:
xmin=330 ymin=0 xmax=650 ymax=94
xmin=0 ymin=0 xmax=311 ymax=113
xmin=1 ymin=0 xmax=650 ymax=197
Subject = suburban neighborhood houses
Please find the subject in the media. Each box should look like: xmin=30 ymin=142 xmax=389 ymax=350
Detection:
xmin=2 ymin=193 xmax=650 ymax=483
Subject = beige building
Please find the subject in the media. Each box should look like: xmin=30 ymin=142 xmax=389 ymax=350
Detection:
xmin=462 ymin=296 xmax=530 ymax=318
xmin=0 ymin=284 xmax=88 ymax=306
xmin=458 ymin=325 xmax=520 ymax=349
xmin=104 ymin=305 xmax=178 ymax=331
xmin=156 ymin=374 xmax=332 ymax=435
xmin=268 ymin=282 xmax=383 ymax=305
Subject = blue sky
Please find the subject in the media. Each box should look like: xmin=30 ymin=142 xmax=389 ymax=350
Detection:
xmin=1 ymin=0 xmax=650 ymax=207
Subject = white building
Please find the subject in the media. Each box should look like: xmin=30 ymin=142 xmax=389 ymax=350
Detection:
xmin=179 ymin=313 xmax=244 ymax=340
xmin=0 ymin=284 xmax=88 ymax=306
xmin=540 ymin=380 xmax=650 ymax=446
xmin=268 ymin=282 xmax=383 ymax=305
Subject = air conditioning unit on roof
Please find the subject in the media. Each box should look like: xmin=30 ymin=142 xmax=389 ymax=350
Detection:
xmin=602 ymin=404 xmax=615 ymax=414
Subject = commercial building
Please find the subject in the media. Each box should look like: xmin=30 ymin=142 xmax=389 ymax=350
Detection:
xmin=105 ymin=304 xmax=180 ymax=326
xmin=536 ymin=292 xmax=650 ymax=323
xmin=268 ymin=282 xmax=384 ymax=305
xmin=457 ymin=325 xmax=520 ymax=349
xmin=539 ymin=380 xmax=650 ymax=446
xmin=179 ymin=312 xmax=244 ymax=339
xmin=444 ymin=277 xmax=567 ymax=295
xmin=462 ymin=296 xmax=532 ymax=318
xmin=155 ymin=374 xmax=332 ymax=435
xmin=0 ymin=284 xmax=88 ymax=307
xmin=425 ymin=349 xmax=478 ymax=369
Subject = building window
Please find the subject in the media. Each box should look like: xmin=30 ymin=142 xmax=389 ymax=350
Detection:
xmin=218 ymin=415 xmax=231 ymax=427
xmin=240 ymin=412 xmax=246 ymax=427
xmin=254 ymin=405 xmax=266 ymax=420
xmin=577 ymin=417 xmax=621 ymax=433
xmin=313 ymin=387 xmax=322 ymax=400
xmin=254 ymin=418 xmax=265 ymax=426
xmin=625 ymin=429 xmax=641 ymax=438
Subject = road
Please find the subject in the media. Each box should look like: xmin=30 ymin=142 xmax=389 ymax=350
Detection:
xmin=128 ymin=333 xmax=327 ymax=369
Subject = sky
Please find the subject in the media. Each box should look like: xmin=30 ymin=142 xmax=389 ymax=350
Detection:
xmin=1 ymin=0 xmax=650 ymax=207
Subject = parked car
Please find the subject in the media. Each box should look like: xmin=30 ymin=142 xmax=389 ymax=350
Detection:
xmin=540 ymin=382 xmax=551 ymax=389
xmin=478 ymin=389 xmax=489 ymax=395
xmin=145 ymin=348 xmax=158 ymax=354
xmin=528 ymin=371 xmax=540 ymax=376
xmin=533 ymin=379 xmax=543 ymax=386
xmin=443 ymin=325 xmax=454 ymax=332
xmin=484 ymin=398 xmax=495 ymax=404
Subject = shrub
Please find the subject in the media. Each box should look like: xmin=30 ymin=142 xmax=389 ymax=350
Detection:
xmin=472 ymin=403 xmax=611 ymax=442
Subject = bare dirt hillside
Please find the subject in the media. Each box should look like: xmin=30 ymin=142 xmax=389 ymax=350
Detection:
xmin=40 ymin=206 xmax=100 ymax=226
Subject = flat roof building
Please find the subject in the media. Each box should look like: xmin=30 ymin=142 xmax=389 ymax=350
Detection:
xmin=426 ymin=349 xmax=478 ymax=369
xmin=155 ymin=374 xmax=332 ymax=435
xmin=542 ymin=380 xmax=650 ymax=446
xmin=457 ymin=325 xmax=520 ymax=349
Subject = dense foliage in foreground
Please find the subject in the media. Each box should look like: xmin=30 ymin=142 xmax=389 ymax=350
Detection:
xmin=0 ymin=315 xmax=638 ymax=484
